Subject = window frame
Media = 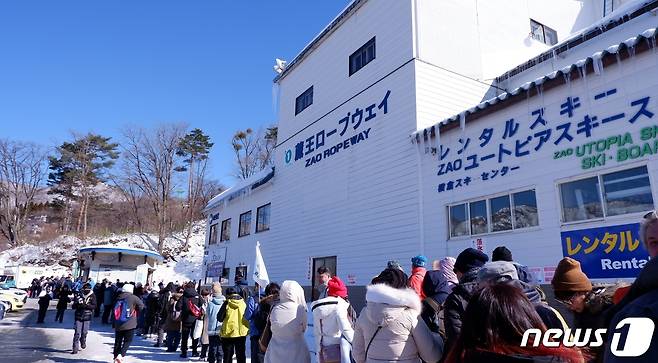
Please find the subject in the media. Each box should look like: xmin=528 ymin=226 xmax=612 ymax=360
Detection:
xmin=256 ymin=203 xmax=271 ymax=233
xmin=349 ymin=36 xmax=376 ymax=76
xmin=238 ymin=211 xmax=252 ymax=237
xmin=557 ymin=164 xmax=655 ymax=225
xmin=295 ymin=86 xmax=314 ymax=115
xmin=208 ymin=223 xmax=218 ymax=245
xmin=448 ymin=188 xmax=539 ymax=239
xmin=220 ymin=218 xmax=231 ymax=242
xmin=530 ymin=19 xmax=558 ymax=46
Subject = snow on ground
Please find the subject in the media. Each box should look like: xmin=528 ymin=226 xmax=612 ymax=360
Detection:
xmin=0 ymin=221 xmax=207 ymax=283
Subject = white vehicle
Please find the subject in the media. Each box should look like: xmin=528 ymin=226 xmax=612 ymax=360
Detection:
xmin=2 ymin=265 xmax=68 ymax=289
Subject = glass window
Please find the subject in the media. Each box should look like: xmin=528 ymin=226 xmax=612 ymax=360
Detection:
xmin=490 ymin=195 xmax=512 ymax=232
xmin=208 ymin=224 xmax=218 ymax=245
xmin=544 ymin=26 xmax=558 ymax=45
xmin=603 ymin=166 xmax=654 ymax=216
xmin=469 ymin=200 xmax=488 ymax=235
xmin=530 ymin=19 xmax=558 ymax=46
xmin=349 ymin=37 xmax=376 ymax=76
xmin=295 ymin=86 xmax=313 ymax=115
xmin=560 ymin=177 xmax=603 ymax=222
xmin=239 ymin=211 xmax=251 ymax=237
xmin=256 ymin=203 xmax=271 ymax=233
xmin=450 ymin=204 xmax=469 ymax=237
xmin=513 ymin=190 xmax=539 ymax=228
xmin=220 ymin=219 xmax=231 ymax=241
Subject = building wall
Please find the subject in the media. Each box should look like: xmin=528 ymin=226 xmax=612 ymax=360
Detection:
xmin=421 ymin=48 xmax=658 ymax=282
xmin=204 ymin=182 xmax=272 ymax=285
xmin=415 ymin=0 xmax=598 ymax=81
xmin=276 ymin=0 xmax=414 ymax=145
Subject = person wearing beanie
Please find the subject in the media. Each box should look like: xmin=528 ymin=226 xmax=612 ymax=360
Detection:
xmin=476 ymin=261 xmax=519 ymax=288
xmin=206 ymin=282 xmax=225 ymax=363
xmin=408 ymin=255 xmax=428 ymax=300
xmin=387 ymin=260 xmax=404 ymax=271
xmin=552 ymin=257 xmax=622 ymax=363
xmin=311 ymin=276 xmax=355 ymax=363
xmin=353 ymin=269 xmax=443 ymax=363
xmin=112 ymin=283 xmax=145 ymax=363
xmin=444 ymin=248 xmax=488 ymax=352
xmin=491 ymin=245 xmax=537 ymax=285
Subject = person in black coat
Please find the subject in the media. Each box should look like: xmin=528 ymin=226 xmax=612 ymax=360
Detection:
xmin=55 ymin=285 xmax=71 ymax=323
xmin=175 ymin=282 xmax=202 ymax=358
xmin=37 ymin=289 xmax=52 ymax=323
xmin=93 ymin=279 xmax=106 ymax=317
xmin=71 ymin=283 xmax=97 ymax=354
xmin=443 ymin=248 xmax=488 ymax=352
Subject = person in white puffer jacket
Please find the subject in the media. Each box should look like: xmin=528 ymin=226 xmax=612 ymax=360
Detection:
xmin=352 ymin=268 xmax=443 ymax=363
xmin=311 ymin=276 xmax=355 ymax=363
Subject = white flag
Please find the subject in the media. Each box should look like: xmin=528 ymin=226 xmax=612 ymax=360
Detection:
xmin=253 ymin=241 xmax=270 ymax=287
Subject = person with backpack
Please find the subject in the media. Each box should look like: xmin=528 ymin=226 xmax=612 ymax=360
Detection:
xmin=112 ymin=283 xmax=145 ymax=363
xmin=206 ymin=282 xmax=226 ymax=363
xmin=219 ymin=286 xmax=249 ymax=363
xmin=311 ymin=276 xmax=355 ymax=363
xmin=244 ymin=283 xmax=265 ymax=363
xmin=176 ymin=281 xmax=203 ymax=358
xmin=164 ymin=286 xmax=184 ymax=352
xmin=71 ymin=283 xmax=96 ymax=354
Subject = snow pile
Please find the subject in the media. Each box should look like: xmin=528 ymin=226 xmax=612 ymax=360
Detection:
xmin=0 ymin=222 xmax=207 ymax=283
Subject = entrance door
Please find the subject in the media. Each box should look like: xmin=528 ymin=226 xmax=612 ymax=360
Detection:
xmin=312 ymin=256 xmax=337 ymax=301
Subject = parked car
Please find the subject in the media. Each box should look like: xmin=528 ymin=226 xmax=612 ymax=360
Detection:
xmin=0 ymin=287 xmax=25 ymax=311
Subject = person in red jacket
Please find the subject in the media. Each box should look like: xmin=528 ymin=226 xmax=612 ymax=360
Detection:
xmin=408 ymin=255 xmax=428 ymax=300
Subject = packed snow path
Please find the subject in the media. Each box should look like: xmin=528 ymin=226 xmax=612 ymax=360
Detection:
xmin=0 ymin=299 xmax=319 ymax=363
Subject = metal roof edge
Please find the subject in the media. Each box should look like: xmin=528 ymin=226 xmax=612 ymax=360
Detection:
xmin=273 ymin=0 xmax=367 ymax=84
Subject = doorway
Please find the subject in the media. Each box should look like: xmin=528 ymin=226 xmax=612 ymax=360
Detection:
xmin=312 ymin=256 xmax=336 ymax=301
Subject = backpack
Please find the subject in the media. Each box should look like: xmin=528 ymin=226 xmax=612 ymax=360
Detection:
xmin=187 ymin=298 xmax=202 ymax=319
xmin=113 ymin=298 xmax=133 ymax=324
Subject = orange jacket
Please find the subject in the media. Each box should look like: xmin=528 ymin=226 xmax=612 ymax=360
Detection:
xmin=408 ymin=266 xmax=427 ymax=300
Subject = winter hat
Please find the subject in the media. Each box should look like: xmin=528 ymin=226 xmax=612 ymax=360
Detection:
xmin=437 ymin=257 xmax=458 ymax=284
xmin=327 ymin=276 xmax=348 ymax=298
xmin=371 ymin=268 xmax=408 ymax=289
xmin=477 ymin=261 xmax=519 ymax=287
xmin=492 ymin=246 xmax=513 ymax=262
xmin=387 ymin=260 xmax=404 ymax=271
xmin=212 ymin=282 xmax=222 ymax=297
xmin=552 ymin=257 xmax=593 ymax=292
xmin=123 ymin=283 xmax=135 ymax=294
xmin=454 ymin=248 xmax=489 ymax=273
xmin=412 ymin=255 xmax=428 ymax=268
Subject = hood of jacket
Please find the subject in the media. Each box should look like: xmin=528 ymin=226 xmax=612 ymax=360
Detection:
xmin=311 ymin=296 xmax=347 ymax=320
xmin=210 ymin=295 xmax=225 ymax=306
xmin=508 ymin=280 xmax=541 ymax=303
xmin=364 ymin=284 xmax=421 ymax=326
xmin=227 ymin=294 xmax=244 ymax=308
xmin=183 ymin=288 xmax=198 ymax=298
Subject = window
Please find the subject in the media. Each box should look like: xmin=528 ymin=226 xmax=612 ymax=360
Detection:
xmin=295 ymin=86 xmax=313 ymax=115
xmin=490 ymin=195 xmax=513 ymax=232
xmin=513 ymin=190 xmax=539 ymax=228
xmin=349 ymin=37 xmax=376 ymax=76
xmin=530 ymin=19 xmax=558 ymax=46
xmin=239 ymin=211 xmax=251 ymax=237
xmin=560 ymin=166 xmax=654 ymax=222
xmin=208 ymin=223 xmax=218 ymax=245
xmin=256 ymin=203 xmax=271 ymax=232
xmin=450 ymin=204 xmax=469 ymax=238
xmin=449 ymin=189 xmax=539 ymax=238
xmin=220 ymin=219 xmax=231 ymax=241
xmin=469 ymin=200 xmax=488 ymax=235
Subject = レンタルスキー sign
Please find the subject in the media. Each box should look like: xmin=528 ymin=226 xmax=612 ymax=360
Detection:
xmin=560 ymin=223 xmax=650 ymax=279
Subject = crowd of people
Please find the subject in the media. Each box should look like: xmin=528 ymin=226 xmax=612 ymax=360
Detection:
xmin=28 ymin=211 xmax=658 ymax=363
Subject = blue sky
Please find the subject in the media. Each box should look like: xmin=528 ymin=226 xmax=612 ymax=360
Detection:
xmin=0 ymin=0 xmax=350 ymax=185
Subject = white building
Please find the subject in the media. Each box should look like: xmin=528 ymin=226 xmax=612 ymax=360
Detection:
xmin=77 ymin=246 xmax=164 ymax=285
xmin=204 ymin=0 xmax=658 ymax=302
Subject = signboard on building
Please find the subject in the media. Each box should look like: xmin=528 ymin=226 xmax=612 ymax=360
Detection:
xmin=560 ymin=223 xmax=650 ymax=279
xmin=207 ymin=261 xmax=225 ymax=278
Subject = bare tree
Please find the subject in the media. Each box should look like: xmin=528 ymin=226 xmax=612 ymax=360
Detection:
xmin=232 ymin=125 xmax=277 ymax=180
xmin=121 ymin=124 xmax=187 ymax=252
xmin=0 ymin=139 xmax=48 ymax=245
